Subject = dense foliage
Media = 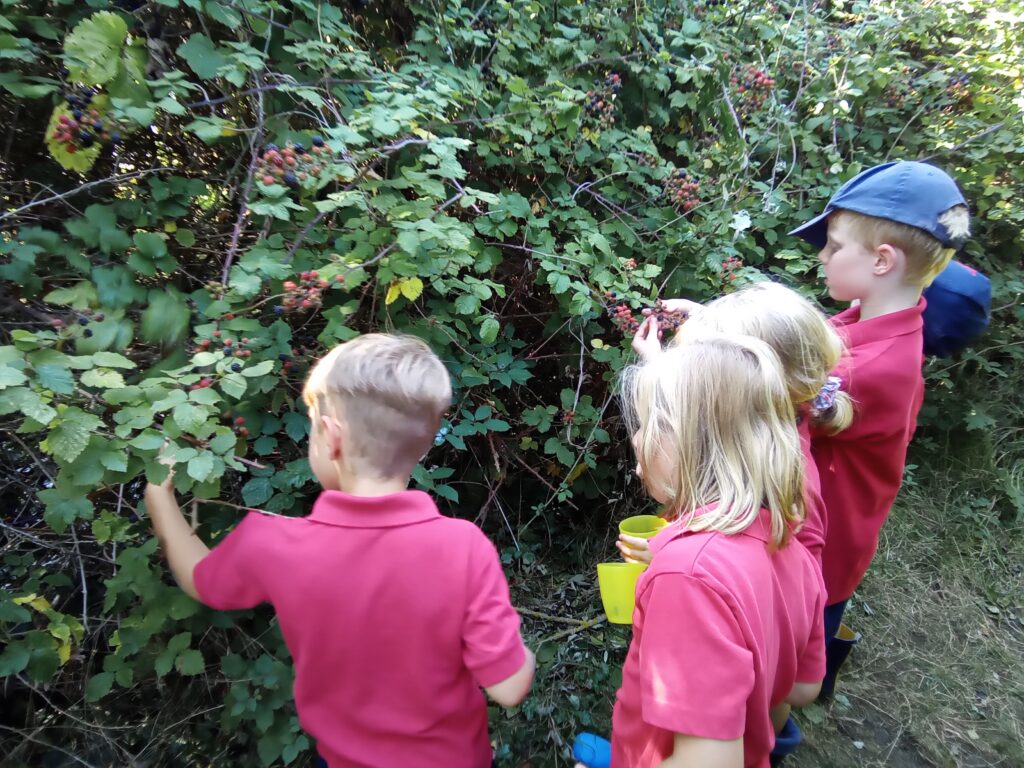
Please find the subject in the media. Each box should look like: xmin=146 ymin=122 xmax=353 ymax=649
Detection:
xmin=1 ymin=1 xmax=1022 ymax=765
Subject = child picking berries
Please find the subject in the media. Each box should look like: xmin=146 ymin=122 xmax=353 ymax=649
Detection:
xmin=597 ymin=336 xmax=826 ymax=767
xmin=144 ymin=334 xmax=535 ymax=768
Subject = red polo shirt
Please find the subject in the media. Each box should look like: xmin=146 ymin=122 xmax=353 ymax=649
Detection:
xmin=796 ymin=413 xmax=826 ymax=565
xmin=813 ymin=300 xmax=926 ymax=603
xmin=193 ymin=490 xmax=526 ymax=768
xmin=610 ymin=509 xmax=826 ymax=768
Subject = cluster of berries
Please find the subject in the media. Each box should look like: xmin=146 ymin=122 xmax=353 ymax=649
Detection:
xmin=221 ymin=411 xmax=250 ymax=438
xmin=196 ymin=330 xmax=255 ymax=370
xmin=604 ymin=291 xmax=641 ymax=334
xmin=664 ymin=169 xmax=701 ymax=212
xmin=649 ymin=301 xmax=687 ymax=331
xmin=585 ymin=72 xmax=622 ymax=128
xmin=279 ymin=342 xmax=318 ymax=376
xmin=204 ymin=280 xmax=227 ymax=299
xmin=258 ymin=138 xmax=331 ymax=190
xmin=50 ymin=309 xmax=106 ymax=337
xmin=560 ymin=409 xmax=576 ymax=425
xmin=946 ymin=73 xmax=971 ymax=106
xmin=731 ymin=64 xmax=776 ymax=117
xmin=624 ymin=259 xmax=637 ymax=270
xmin=276 ymin=271 xmax=343 ymax=314
xmin=720 ymin=256 xmax=743 ymax=285
xmin=52 ymin=88 xmax=122 ymax=153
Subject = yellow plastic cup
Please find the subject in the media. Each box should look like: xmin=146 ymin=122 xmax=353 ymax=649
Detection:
xmin=597 ymin=562 xmax=647 ymax=625
xmin=618 ymin=514 xmax=668 ymax=540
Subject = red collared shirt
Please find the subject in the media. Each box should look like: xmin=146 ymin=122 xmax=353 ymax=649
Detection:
xmin=795 ymin=412 xmax=826 ymax=565
xmin=813 ymin=300 xmax=926 ymax=603
xmin=610 ymin=509 xmax=826 ymax=768
xmin=193 ymin=490 xmax=526 ymax=768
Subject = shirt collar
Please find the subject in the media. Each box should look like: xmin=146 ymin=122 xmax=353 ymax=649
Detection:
xmin=831 ymin=297 xmax=926 ymax=348
xmin=307 ymin=489 xmax=440 ymax=528
xmin=648 ymin=506 xmax=774 ymax=555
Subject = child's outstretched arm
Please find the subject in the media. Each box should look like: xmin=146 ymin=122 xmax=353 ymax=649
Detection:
xmin=144 ymin=470 xmax=209 ymax=601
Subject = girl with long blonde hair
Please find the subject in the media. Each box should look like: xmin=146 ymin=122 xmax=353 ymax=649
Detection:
xmin=607 ymin=334 xmax=826 ymax=768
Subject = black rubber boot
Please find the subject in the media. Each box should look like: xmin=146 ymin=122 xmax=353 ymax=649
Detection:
xmin=818 ymin=623 xmax=861 ymax=701
xmin=769 ymin=715 xmax=802 ymax=767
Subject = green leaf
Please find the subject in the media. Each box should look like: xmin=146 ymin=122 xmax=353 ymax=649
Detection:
xmin=242 ymin=476 xmax=274 ymax=506
xmin=172 ymin=402 xmax=208 ymax=433
xmin=0 ymin=388 xmax=57 ymax=426
xmin=91 ymin=351 xmax=136 ymax=369
xmin=47 ymin=408 xmax=103 ymax=463
xmin=241 ymin=360 xmax=275 ymax=378
xmin=133 ymin=232 xmax=168 ymax=264
xmin=85 ymin=671 xmax=114 ymax=702
xmin=35 ymin=365 xmax=76 ymax=395
xmin=219 ymin=373 xmax=247 ymax=399
xmin=81 ymin=368 xmax=125 ymax=389
xmin=479 ymin=316 xmax=500 ymax=344
xmin=140 ymin=290 xmax=190 ymax=347
xmin=38 ymin=488 xmax=94 ymax=533
xmin=178 ymin=35 xmax=227 ymax=80
xmin=0 ymin=366 xmax=27 ymax=388
xmin=0 ymin=643 xmax=31 ymax=676
xmin=187 ymin=452 xmax=215 ymax=482
xmin=64 ymin=12 xmax=128 ymax=86
xmin=175 ymin=649 xmax=205 ymax=676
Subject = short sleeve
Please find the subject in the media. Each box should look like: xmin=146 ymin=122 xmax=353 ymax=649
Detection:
xmin=637 ymin=573 xmax=754 ymax=740
xmin=796 ymin=586 xmax=826 ymax=684
xmin=193 ymin=512 xmax=270 ymax=611
xmin=461 ymin=534 xmax=526 ymax=688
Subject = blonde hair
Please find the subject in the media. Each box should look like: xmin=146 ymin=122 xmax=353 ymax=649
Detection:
xmin=302 ymin=334 xmax=452 ymax=478
xmin=674 ymin=282 xmax=853 ymax=434
xmin=834 ymin=206 xmax=969 ymax=288
xmin=622 ymin=334 xmax=805 ymax=548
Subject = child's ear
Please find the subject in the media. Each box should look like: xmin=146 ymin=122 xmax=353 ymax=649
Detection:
xmin=319 ymin=414 xmax=344 ymax=460
xmin=873 ymin=243 xmax=904 ymax=277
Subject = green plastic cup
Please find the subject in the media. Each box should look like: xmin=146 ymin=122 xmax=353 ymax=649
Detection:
xmin=618 ymin=514 xmax=668 ymax=539
xmin=597 ymin=562 xmax=647 ymax=624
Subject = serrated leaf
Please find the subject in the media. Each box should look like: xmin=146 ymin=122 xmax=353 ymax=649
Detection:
xmin=172 ymin=402 xmax=208 ymax=433
xmin=81 ymin=368 xmax=125 ymax=389
xmin=91 ymin=351 xmax=136 ymax=370
xmin=64 ymin=12 xmax=128 ymax=85
xmin=399 ymin=277 xmax=424 ymax=302
xmin=85 ymin=671 xmax=114 ymax=702
xmin=133 ymin=231 xmax=168 ymax=262
xmin=219 ymin=373 xmax=246 ymax=399
xmin=33 ymin=364 xmax=74 ymax=395
xmin=187 ymin=452 xmax=215 ymax=482
xmin=0 ymin=388 xmax=57 ymax=426
xmin=48 ymin=409 xmax=103 ymax=463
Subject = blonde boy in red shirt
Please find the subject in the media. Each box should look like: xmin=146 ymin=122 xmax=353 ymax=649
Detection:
xmin=144 ymin=333 xmax=535 ymax=768
xmin=789 ymin=160 xmax=970 ymax=697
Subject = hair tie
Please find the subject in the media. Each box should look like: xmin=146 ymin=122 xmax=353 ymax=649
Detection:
xmin=813 ymin=376 xmax=842 ymax=413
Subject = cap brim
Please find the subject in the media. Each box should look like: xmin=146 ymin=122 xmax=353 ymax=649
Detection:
xmin=789 ymin=209 xmax=831 ymax=248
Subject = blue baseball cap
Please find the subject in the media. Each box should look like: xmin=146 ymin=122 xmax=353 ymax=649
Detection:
xmin=922 ymin=260 xmax=991 ymax=357
xmin=790 ymin=161 xmax=968 ymax=248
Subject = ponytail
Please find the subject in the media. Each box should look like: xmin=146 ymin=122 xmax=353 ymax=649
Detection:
xmin=809 ymin=376 xmax=854 ymax=434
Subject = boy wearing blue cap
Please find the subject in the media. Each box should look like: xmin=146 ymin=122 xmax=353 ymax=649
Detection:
xmin=789 ymin=161 xmax=973 ymax=703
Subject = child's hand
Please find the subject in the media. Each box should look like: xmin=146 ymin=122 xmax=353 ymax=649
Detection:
xmin=631 ymin=316 xmax=663 ymax=361
xmin=616 ymin=534 xmax=653 ymax=565
xmin=149 ymin=442 xmax=177 ymax=495
xmin=643 ymin=298 xmax=702 ymax=319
